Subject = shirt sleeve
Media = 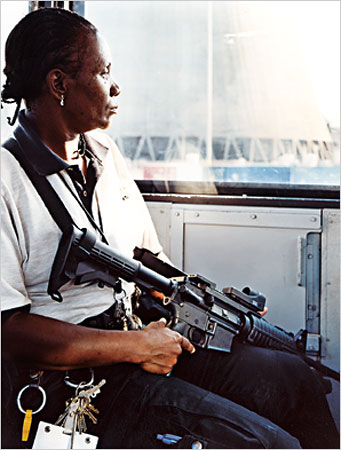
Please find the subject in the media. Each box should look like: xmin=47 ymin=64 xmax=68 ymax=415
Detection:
xmin=1 ymin=181 xmax=31 ymax=312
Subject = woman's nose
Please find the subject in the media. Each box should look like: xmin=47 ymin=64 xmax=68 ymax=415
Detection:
xmin=110 ymin=81 xmax=120 ymax=97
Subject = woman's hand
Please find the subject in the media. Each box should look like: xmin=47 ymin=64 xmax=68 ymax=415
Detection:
xmin=137 ymin=318 xmax=195 ymax=374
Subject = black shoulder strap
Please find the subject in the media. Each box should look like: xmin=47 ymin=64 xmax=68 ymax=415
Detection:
xmin=2 ymin=137 xmax=74 ymax=232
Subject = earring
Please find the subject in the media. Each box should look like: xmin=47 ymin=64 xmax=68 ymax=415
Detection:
xmin=60 ymin=95 xmax=65 ymax=107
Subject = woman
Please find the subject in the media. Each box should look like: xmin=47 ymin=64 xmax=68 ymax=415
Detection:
xmin=1 ymin=7 xmax=338 ymax=449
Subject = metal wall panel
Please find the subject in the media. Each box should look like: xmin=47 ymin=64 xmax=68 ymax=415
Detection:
xmin=147 ymin=202 xmax=327 ymax=343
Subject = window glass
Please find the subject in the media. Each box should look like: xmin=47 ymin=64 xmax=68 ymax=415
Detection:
xmin=1 ymin=1 xmax=339 ymax=186
xmin=86 ymin=1 xmax=340 ymax=185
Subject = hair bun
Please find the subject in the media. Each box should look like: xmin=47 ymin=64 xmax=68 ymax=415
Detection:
xmin=1 ymin=70 xmax=24 ymax=103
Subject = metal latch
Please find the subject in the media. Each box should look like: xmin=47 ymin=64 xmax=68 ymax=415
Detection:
xmin=305 ymin=332 xmax=320 ymax=355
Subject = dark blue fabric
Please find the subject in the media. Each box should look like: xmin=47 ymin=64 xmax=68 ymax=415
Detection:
xmin=3 ymin=343 xmax=339 ymax=448
xmin=15 ymin=110 xmax=69 ymax=176
xmin=2 ymin=359 xmax=301 ymax=449
xmin=172 ymin=343 xmax=340 ymax=449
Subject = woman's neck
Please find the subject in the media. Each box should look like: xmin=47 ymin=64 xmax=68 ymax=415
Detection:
xmin=25 ymin=106 xmax=80 ymax=164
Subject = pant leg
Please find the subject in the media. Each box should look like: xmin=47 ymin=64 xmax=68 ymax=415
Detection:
xmin=91 ymin=364 xmax=300 ymax=449
xmin=2 ymin=363 xmax=299 ymax=449
xmin=172 ymin=342 xmax=340 ymax=449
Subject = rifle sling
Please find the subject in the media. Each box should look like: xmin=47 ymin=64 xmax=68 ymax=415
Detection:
xmin=3 ymin=136 xmax=76 ymax=233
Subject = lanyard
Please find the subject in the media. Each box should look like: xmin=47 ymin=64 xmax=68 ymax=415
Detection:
xmin=58 ymin=172 xmax=109 ymax=245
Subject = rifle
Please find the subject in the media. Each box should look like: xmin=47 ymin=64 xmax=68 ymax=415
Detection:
xmin=48 ymin=225 xmax=339 ymax=381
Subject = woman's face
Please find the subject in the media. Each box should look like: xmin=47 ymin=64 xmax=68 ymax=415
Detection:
xmin=64 ymin=33 xmax=120 ymax=133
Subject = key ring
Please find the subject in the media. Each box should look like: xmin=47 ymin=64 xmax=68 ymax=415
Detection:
xmin=64 ymin=367 xmax=94 ymax=389
xmin=17 ymin=384 xmax=46 ymax=414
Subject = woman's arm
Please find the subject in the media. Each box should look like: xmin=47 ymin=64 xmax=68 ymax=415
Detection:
xmin=2 ymin=312 xmax=195 ymax=374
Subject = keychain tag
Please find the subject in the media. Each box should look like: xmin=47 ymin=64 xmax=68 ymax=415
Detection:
xmin=32 ymin=421 xmax=98 ymax=449
xmin=22 ymin=409 xmax=32 ymax=441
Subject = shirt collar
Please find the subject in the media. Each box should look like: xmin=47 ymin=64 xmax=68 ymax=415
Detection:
xmin=14 ymin=110 xmax=109 ymax=176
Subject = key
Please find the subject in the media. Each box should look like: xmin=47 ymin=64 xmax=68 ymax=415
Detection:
xmin=79 ymin=386 xmax=105 ymax=424
xmin=55 ymin=402 xmax=72 ymax=427
xmin=78 ymin=379 xmax=106 ymax=399
xmin=70 ymin=406 xmax=78 ymax=449
xmin=79 ymin=411 xmax=87 ymax=433
xmin=76 ymin=412 xmax=83 ymax=435
xmin=60 ymin=378 xmax=106 ymax=440
xmin=83 ymin=408 xmax=98 ymax=425
xmin=76 ymin=397 xmax=90 ymax=434
xmin=60 ymin=397 xmax=81 ymax=449
xmin=55 ymin=399 xmax=75 ymax=428
xmin=62 ymin=397 xmax=80 ymax=432
xmin=87 ymin=403 xmax=100 ymax=415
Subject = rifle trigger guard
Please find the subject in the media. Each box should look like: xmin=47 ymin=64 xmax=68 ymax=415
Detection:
xmin=162 ymin=296 xmax=171 ymax=306
xmin=167 ymin=301 xmax=179 ymax=328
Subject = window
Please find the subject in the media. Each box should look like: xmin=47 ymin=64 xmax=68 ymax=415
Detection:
xmin=86 ymin=1 xmax=340 ymax=185
xmin=1 ymin=1 xmax=339 ymax=186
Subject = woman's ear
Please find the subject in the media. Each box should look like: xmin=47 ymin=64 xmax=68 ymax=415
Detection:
xmin=45 ymin=68 xmax=67 ymax=103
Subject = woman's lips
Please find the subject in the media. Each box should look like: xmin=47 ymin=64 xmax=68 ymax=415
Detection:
xmin=109 ymin=105 xmax=118 ymax=114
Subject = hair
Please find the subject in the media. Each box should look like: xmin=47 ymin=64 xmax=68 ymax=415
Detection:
xmin=1 ymin=7 xmax=97 ymax=125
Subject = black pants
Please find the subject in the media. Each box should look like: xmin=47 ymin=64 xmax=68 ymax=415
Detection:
xmin=173 ymin=342 xmax=340 ymax=449
xmin=2 ymin=343 xmax=339 ymax=449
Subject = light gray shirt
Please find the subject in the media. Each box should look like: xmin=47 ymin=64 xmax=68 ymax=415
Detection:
xmin=1 ymin=117 xmax=162 ymax=324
